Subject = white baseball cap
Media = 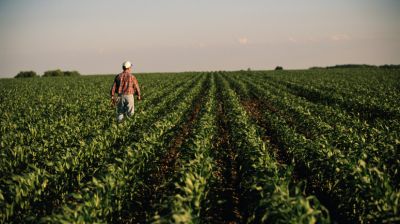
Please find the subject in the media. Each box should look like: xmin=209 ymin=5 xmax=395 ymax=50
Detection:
xmin=122 ymin=61 xmax=132 ymax=69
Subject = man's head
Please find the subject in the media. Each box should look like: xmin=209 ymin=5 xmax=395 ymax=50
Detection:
xmin=122 ymin=61 xmax=132 ymax=71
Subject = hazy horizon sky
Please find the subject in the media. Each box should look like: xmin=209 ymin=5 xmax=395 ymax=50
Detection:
xmin=1 ymin=0 xmax=399 ymax=77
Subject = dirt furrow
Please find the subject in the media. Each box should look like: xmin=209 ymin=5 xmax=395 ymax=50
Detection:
xmin=241 ymin=99 xmax=290 ymax=165
xmin=240 ymin=97 xmax=346 ymax=223
xmin=206 ymin=84 xmax=242 ymax=224
xmin=124 ymin=81 xmax=207 ymax=223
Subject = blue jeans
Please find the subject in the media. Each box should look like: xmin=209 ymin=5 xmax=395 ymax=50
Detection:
xmin=116 ymin=94 xmax=134 ymax=122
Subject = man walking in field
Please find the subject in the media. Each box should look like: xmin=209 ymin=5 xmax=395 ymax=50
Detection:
xmin=110 ymin=61 xmax=141 ymax=122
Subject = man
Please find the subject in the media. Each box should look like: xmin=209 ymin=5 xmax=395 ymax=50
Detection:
xmin=110 ymin=61 xmax=141 ymax=122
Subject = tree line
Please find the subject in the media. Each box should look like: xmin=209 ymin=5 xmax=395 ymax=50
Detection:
xmin=15 ymin=69 xmax=81 ymax=78
xmin=309 ymin=64 xmax=400 ymax=70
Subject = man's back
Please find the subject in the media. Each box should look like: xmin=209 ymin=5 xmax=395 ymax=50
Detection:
xmin=111 ymin=71 xmax=140 ymax=96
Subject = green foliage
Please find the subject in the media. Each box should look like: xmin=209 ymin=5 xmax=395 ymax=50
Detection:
xmin=225 ymin=68 xmax=400 ymax=223
xmin=310 ymin=64 xmax=400 ymax=70
xmin=154 ymin=74 xmax=217 ymax=223
xmin=0 ymin=68 xmax=399 ymax=223
xmin=63 ymin=70 xmax=81 ymax=76
xmin=326 ymin=64 xmax=378 ymax=69
xmin=379 ymin=64 xmax=400 ymax=69
xmin=42 ymin=69 xmax=81 ymax=77
xmin=218 ymin=75 xmax=330 ymax=223
xmin=15 ymin=71 xmax=38 ymax=78
xmin=42 ymin=69 xmax=64 ymax=77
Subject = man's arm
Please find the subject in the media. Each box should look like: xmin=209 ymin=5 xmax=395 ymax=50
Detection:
xmin=110 ymin=81 xmax=117 ymax=97
xmin=110 ymin=76 xmax=118 ymax=107
xmin=133 ymin=76 xmax=141 ymax=100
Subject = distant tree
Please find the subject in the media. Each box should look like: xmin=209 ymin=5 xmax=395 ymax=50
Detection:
xmin=379 ymin=64 xmax=400 ymax=69
xmin=239 ymin=69 xmax=251 ymax=75
xmin=309 ymin=66 xmax=324 ymax=70
xmin=275 ymin=66 xmax=283 ymax=70
xmin=43 ymin=69 xmax=81 ymax=77
xmin=43 ymin=69 xmax=64 ymax=77
xmin=63 ymin=70 xmax=81 ymax=76
xmin=326 ymin=64 xmax=377 ymax=69
xmin=15 ymin=71 xmax=38 ymax=78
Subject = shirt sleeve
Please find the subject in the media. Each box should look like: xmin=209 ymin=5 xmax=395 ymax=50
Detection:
xmin=133 ymin=76 xmax=141 ymax=97
xmin=110 ymin=76 xmax=118 ymax=97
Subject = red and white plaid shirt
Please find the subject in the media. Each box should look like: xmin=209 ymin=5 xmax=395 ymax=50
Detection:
xmin=110 ymin=71 xmax=141 ymax=97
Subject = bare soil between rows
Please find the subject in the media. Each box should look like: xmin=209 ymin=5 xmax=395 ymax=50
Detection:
xmin=123 ymin=83 xmax=206 ymax=223
xmin=204 ymin=83 xmax=243 ymax=224
xmin=240 ymin=97 xmax=347 ymax=224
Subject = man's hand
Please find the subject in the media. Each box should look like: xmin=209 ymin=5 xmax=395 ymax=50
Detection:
xmin=111 ymin=97 xmax=117 ymax=107
xmin=137 ymin=95 xmax=142 ymax=101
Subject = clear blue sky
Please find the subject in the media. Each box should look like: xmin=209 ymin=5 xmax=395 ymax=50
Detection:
xmin=0 ymin=0 xmax=399 ymax=77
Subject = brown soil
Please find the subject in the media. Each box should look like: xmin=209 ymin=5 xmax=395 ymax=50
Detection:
xmin=205 ymin=87 xmax=242 ymax=224
xmin=241 ymin=99 xmax=289 ymax=165
xmin=240 ymin=98 xmax=345 ymax=223
xmin=124 ymin=91 xmax=205 ymax=223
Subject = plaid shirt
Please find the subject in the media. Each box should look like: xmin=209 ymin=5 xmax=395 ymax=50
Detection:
xmin=110 ymin=71 xmax=141 ymax=97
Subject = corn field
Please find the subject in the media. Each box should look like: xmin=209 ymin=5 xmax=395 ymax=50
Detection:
xmin=0 ymin=68 xmax=399 ymax=223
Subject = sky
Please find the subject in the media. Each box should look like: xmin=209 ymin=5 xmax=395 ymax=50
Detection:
xmin=0 ymin=0 xmax=399 ymax=77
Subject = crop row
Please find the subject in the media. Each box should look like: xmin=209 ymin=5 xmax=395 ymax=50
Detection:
xmin=254 ymin=69 xmax=399 ymax=112
xmin=1 ymin=70 xmax=398 ymax=223
xmin=224 ymin=71 xmax=399 ymax=222
xmin=0 ymin=73 xmax=200 ymax=222
xmin=240 ymin=72 xmax=399 ymax=185
xmin=154 ymin=73 xmax=218 ymax=223
xmin=217 ymin=74 xmax=330 ymax=223
xmin=42 ymin=74 xmax=208 ymax=222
